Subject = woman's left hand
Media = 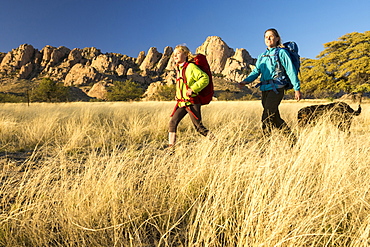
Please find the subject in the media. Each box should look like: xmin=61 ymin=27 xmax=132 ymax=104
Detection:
xmin=186 ymin=88 xmax=193 ymax=97
xmin=295 ymin=90 xmax=302 ymax=101
xmin=238 ymin=82 xmax=246 ymax=89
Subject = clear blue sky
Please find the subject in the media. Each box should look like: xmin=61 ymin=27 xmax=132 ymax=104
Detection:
xmin=0 ymin=0 xmax=368 ymax=60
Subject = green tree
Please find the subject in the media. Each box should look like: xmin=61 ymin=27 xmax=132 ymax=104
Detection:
xmin=107 ymin=79 xmax=144 ymax=101
xmin=31 ymin=78 xmax=69 ymax=102
xmin=301 ymin=31 xmax=370 ymax=97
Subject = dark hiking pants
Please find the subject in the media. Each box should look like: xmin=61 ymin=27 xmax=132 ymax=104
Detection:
xmin=169 ymin=104 xmax=209 ymax=136
xmin=261 ymin=88 xmax=291 ymax=136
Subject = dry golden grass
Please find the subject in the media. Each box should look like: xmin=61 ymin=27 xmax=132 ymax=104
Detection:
xmin=0 ymin=100 xmax=369 ymax=246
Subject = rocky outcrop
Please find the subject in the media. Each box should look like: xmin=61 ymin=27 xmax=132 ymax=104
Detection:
xmin=127 ymin=68 xmax=147 ymax=84
xmin=164 ymin=54 xmax=175 ymax=72
xmin=0 ymin=36 xmax=256 ymax=100
xmin=116 ymin=64 xmax=126 ymax=77
xmin=196 ymin=36 xmax=235 ymax=74
xmin=0 ymin=44 xmax=35 ymax=74
xmin=155 ymin=46 xmax=173 ymax=73
xmin=64 ymin=64 xmax=101 ymax=86
xmin=0 ymin=53 xmax=6 ymax=64
xmin=49 ymin=46 xmax=70 ymax=67
xmin=222 ymin=48 xmax=255 ymax=81
xmin=143 ymin=81 xmax=164 ymax=101
xmin=18 ymin=63 xmax=34 ymax=79
xmin=41 ymin=45 xmax=70 ymax=69
xmin=136 ymin=51 xmax=145 ymax=65
xmin=91 ymin=54 xmax=119 ymax=73
xmin=81 ymin=47 xmax=101 ymax=59
xmin=87 ymin=81 xmax=109 ymax=99
xmin=41 ymin=45 xmax=55 ymax=68
xmin=139 ymin=47 xmax=162 ymax=71
xmin=66 ymin=48 xmax=85 ymax=67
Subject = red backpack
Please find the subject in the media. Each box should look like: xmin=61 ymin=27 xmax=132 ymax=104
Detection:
xmin=181 ymin=54 xmax=214 ymax=105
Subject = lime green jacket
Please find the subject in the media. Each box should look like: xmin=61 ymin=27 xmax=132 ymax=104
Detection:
xmin=176 ymin=62 xmax=209 ymax=107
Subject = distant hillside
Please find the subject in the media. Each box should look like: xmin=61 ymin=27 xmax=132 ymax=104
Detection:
xmin=0 ymin=36 xmax=257 ymax=101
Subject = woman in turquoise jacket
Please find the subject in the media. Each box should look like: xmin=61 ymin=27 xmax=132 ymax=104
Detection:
xmin=168 ymin=45 xmax=211 ymax=148
xmin=239 ymin=28 xmax=301 ymax=139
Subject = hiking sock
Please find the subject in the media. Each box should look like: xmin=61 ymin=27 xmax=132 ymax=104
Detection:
xmin=169 ymin=132 xmax=176 ymax=146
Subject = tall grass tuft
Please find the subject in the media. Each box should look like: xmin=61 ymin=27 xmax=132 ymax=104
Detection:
xmin=0 ymin=101 xmax=369 ymax=246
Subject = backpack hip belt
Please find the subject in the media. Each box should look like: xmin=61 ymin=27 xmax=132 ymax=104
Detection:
xmin=170 ymin=99 xmax=200 ymax=120
xmin=255 ymin=80 xmax=279 ymax=94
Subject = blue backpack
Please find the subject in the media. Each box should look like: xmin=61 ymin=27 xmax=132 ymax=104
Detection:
xmin=274 ymin=41 xmax=300 ymax=90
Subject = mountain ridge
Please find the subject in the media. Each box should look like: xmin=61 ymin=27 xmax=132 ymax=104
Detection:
xmin=0 ymin=36 xmax=257 ymax=101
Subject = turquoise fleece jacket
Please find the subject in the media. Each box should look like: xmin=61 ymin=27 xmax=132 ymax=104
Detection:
xmin=243 ymin=48 xmax=300 ymax=91
xmin=176 ymin=62 xmax=209 ymax=107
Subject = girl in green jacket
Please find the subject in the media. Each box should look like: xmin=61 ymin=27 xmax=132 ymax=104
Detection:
xmin=168 ymin=45 xmax=211 ymax=148
xmin=239 ymin=28 xmax=302 ymax=139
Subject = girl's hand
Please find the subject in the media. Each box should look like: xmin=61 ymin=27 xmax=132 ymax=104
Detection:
xmin=186 ymin=88 xmax=193 ymax=97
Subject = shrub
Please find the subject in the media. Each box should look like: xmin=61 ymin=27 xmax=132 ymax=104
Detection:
xmin=107 ymin=79 xmax=144 ymax=101
xmin=30 ymin=78 xmax=69 ymax=102
xmin=0 ymin=92 xmax=26 ymax=103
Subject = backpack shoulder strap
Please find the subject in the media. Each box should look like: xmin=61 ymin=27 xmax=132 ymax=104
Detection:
xmin=181 ymin=62 xmax=190 ymax=89
xmin=274 ymin=47 xmax=281 ymax=63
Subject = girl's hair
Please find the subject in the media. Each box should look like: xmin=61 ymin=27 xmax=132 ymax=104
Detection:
xmin=174 ymin=45 xmax=196 ymax=61
xmin=264 ymin=28 xmax=283 ymax=47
